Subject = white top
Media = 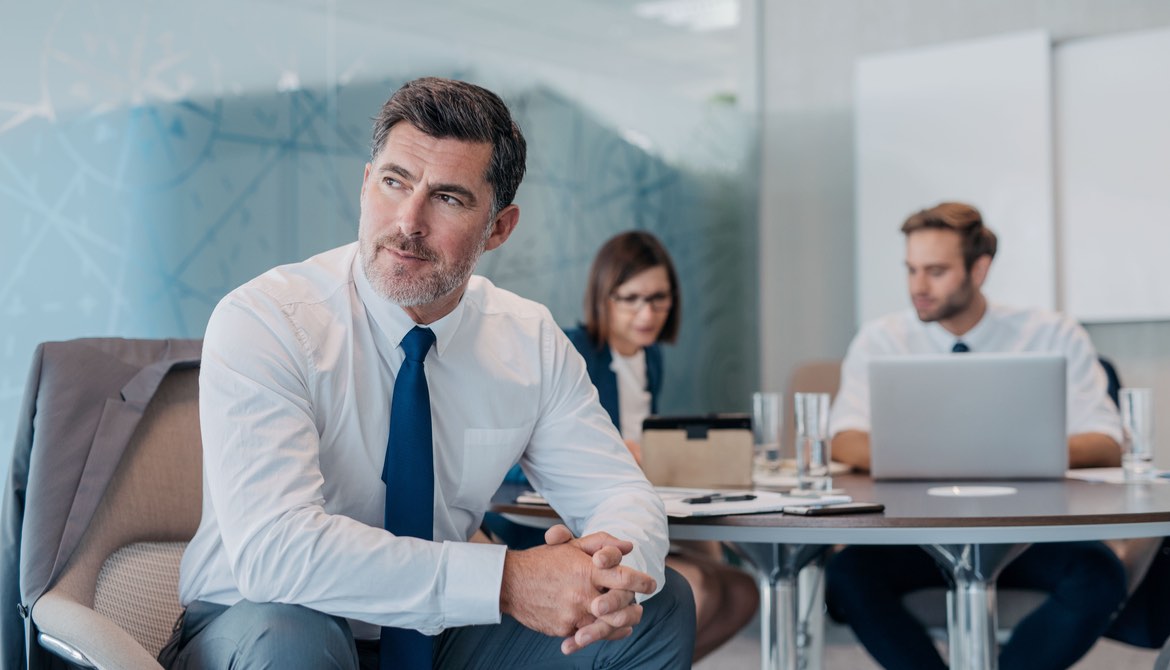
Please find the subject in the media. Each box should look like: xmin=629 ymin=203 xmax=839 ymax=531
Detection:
xmin=180 ymin=243 xmax=667 ymax=639
xmin=829 ymin=303 xmax=1122 ymax=442
xmin=610 ymin=349 xmax=652 ymax=443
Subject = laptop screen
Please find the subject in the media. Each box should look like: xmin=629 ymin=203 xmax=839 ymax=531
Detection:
xmin=868 ymin=353 xmax=1067 ymax=480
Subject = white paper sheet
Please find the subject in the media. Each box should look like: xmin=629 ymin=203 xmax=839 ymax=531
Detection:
xmin=656 ymin=487 xmax=852 ymax=518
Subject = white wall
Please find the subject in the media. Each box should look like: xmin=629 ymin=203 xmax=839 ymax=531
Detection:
xmin=1056 ymin=26 xmax=1170 ymax=323
xmin=855 ymin=30 xmax=1055 ymax=324
xmin=758 ymin=0 xmax=1170 ymax=462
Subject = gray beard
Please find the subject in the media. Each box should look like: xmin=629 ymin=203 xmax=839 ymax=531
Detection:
xmin=359 ymin=235 xmax=483 ymax=306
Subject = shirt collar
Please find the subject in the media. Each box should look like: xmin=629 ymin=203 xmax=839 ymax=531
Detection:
xmin=351 ymin=252 xmax=465 ymax=358
xmin=920 ymin=304 xmax=994 ymax=353
xmin=956 ymin=303 xmax=995 ymax=351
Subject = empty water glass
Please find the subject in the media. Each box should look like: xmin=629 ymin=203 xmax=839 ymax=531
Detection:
xmin=1120 ymin=388 xmax=1155 ymax=480
xmin=752 ymin=392 xmax=782 ymax=473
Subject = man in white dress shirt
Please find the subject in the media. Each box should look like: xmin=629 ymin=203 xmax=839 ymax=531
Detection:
xmin=824 ymin=202 xmax=1129 ymax=670
xmin=166 ymin=77 xmax=694 ymax=669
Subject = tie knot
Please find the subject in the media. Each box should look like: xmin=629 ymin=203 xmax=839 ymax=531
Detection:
xmin=401 ymin=327 xmax=436 ymax=362
xmin=952 ymin=341 xmax=970 ymax=353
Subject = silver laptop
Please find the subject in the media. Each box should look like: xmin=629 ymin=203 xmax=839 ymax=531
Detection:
xmin=868 ymin=353 xmax=1067 ymax=480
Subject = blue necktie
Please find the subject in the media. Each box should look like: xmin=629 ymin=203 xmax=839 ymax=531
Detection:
xmin=952 ymin=341 xmax=970 ymax=353
xmin=381 ymin=326 xmax=437 ymax=670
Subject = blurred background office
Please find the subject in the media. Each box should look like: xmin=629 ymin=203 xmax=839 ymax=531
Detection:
xmin=3 ymin=0 xmax=1170 ymax=504
xmin=0 ymin=0 xmax=762 ymax=486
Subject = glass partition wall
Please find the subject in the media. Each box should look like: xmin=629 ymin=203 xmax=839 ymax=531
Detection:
xmin=0 ymin=0 xmax=759 ymax=475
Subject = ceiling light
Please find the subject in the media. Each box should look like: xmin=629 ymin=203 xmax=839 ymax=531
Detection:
xmin=634 ymin=0 xmax=739 ymax=33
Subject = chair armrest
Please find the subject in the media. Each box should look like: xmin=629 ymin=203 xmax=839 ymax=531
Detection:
xmin=32 ymin=591 xmax=164 ymax=670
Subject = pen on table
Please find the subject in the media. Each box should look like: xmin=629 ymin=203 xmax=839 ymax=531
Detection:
xmin=681 ymin=493 xmax=757 ymax=504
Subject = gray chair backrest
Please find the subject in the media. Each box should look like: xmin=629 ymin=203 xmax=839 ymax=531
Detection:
xmin=46 ymin=366 xmax=202 ymax=657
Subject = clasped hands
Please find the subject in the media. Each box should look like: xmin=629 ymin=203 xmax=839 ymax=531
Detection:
xmin=499 ymin=523 xmax=657 ymax=655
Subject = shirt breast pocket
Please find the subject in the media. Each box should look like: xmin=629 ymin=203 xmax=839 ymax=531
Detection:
xmin=454 ymin=426 xmax=532 ymax=510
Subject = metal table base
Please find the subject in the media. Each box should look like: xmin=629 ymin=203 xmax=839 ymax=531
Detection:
xmin=735 ymin=542 xmax=827 ymax=670
xmin=922 ymin=543 xmax=1029 ymax=670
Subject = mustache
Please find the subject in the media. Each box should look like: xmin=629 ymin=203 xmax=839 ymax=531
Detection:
xmin=379 ymin=234 xmax=438 ymax=262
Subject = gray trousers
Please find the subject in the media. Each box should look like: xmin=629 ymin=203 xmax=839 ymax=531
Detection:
xmin=161 ymin=567 xmax=695 ymax=669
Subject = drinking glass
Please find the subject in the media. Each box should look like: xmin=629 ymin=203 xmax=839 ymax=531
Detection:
xmin=794 ymin=392 xmax=832 ymax=490
xmin=1119 ymin=388 xmax=1155 ymax=480
xmin=752 ymin=392 xmax=782 ymax=473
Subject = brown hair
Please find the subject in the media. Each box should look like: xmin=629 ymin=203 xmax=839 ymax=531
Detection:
xmin=371 ymin=77 xmax=527 ymax=217
xmin=901 ymin=202 xmax=997 ymax=271
xmin=583 ymin=231 xmax=681 ymax=347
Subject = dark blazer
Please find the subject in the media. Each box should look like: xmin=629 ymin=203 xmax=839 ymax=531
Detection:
xmin=1 ymin=338 xmax=202 ymax=670
xmin=564 ymin=325 xmax=663 ymax=428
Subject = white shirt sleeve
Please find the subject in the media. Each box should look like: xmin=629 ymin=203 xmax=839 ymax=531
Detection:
xmin=198 ymin=296 xmax=506 ymax=634
xmin=829 ymin=328 xmax=877 ymax=436
xmin=1057 ymin=318 xmax=1123 ymax=442
xmin=519 ymin=321 xmax=669 ymax=601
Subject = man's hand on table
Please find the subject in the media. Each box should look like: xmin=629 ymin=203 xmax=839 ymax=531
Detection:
xmin=498 ymin=523 xmax=656 ymax=655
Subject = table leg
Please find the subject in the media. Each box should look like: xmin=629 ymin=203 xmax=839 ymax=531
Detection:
xmin=733 ymin=543 xmax=826 ymax=670
xmin=797 ymin=561 xmax=826 ymax=670
xmin=922 ymin=543 xmax=1029 ymax=670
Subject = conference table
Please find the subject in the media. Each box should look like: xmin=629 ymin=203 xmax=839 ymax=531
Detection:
xmin=492 ymin=473 xmax=1170 ymax=670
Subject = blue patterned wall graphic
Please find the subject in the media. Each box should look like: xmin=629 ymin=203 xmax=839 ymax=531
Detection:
xmin=1 ymin=76 xmax=756 ymax=481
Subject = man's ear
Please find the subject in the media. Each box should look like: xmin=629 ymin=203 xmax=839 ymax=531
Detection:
xmin=360 ymin=163 xmax=371 ymax=200
xmin=970 ymin=254 xmax=992 ymax=288
xmin=484 ymin=204 xmax=520 ymax=252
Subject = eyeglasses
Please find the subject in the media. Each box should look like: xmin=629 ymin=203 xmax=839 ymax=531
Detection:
xmin=610 ymin=291 xmax=673 ymax=313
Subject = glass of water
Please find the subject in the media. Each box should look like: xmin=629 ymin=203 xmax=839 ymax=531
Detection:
xmin=794 ymin=392 xmax=832 ymax=490
xmin=752 ymin=392 xmax=782 ymax=473
xmin=1119 ymin=388 xmax=1155 ymax=480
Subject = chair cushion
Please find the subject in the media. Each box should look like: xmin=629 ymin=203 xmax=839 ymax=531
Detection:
xmin=93 ymin=542 xmax=186 ymax=657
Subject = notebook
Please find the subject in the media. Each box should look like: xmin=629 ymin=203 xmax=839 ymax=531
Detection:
xmin=868 ymin=353 xmax=1068 ymax=480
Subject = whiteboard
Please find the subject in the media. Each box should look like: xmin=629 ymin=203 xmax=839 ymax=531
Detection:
xmin=855 ymin=31 xmax=1056 ymax=326
xmin=1055 ymin=27 xmax=1170 ymax=323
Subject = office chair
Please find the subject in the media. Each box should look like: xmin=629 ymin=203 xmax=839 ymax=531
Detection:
xmin=32 ymin=365 xmax=201 ymax=669
xmin=783 ymin=359 xmax=842 ymax=459
xmin=2 ymin=339 xmax=202 ymax=670
xmin=1098 ymin=355 xmax=1121 ymax=408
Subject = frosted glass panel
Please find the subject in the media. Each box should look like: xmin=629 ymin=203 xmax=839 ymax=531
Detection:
xmin=0 ymin=1 xmax=757 ymax=482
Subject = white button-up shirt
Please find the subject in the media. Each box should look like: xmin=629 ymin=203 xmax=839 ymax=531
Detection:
xmin=610 ymin=349 xmax=651 ymax=443
xmin=829 ymin=303 xmax=1122 ymax=442
xmin=180 ymin=243 xmax=667 ymax=639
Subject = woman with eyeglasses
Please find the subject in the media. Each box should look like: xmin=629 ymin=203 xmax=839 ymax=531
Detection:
xmin=566 ymin=230 xmax=678 ymax=458
xmin=485 ymin=231 xmax=758 ymax=661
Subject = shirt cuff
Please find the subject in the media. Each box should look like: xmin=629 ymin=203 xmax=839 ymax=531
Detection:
xmin=439 ymin=541 xmax=507 ymax=628
xmin=617 ymin=550 xmax=663 ymax=603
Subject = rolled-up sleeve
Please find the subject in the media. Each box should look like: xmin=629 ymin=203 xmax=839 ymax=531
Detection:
xmin=829 ymin=330 xmax=875 ymax=437
xmin=517 ymin=320 xmax=669 ymax=600
xmin=1060 ymin=321 xmax=1122 ymax=442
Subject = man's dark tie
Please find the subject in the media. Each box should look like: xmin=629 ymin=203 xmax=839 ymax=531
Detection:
xmin=381 ymin=326 xmax=437 ymax=670
xmin=952 ymin=341 xmax=970 ymax=353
